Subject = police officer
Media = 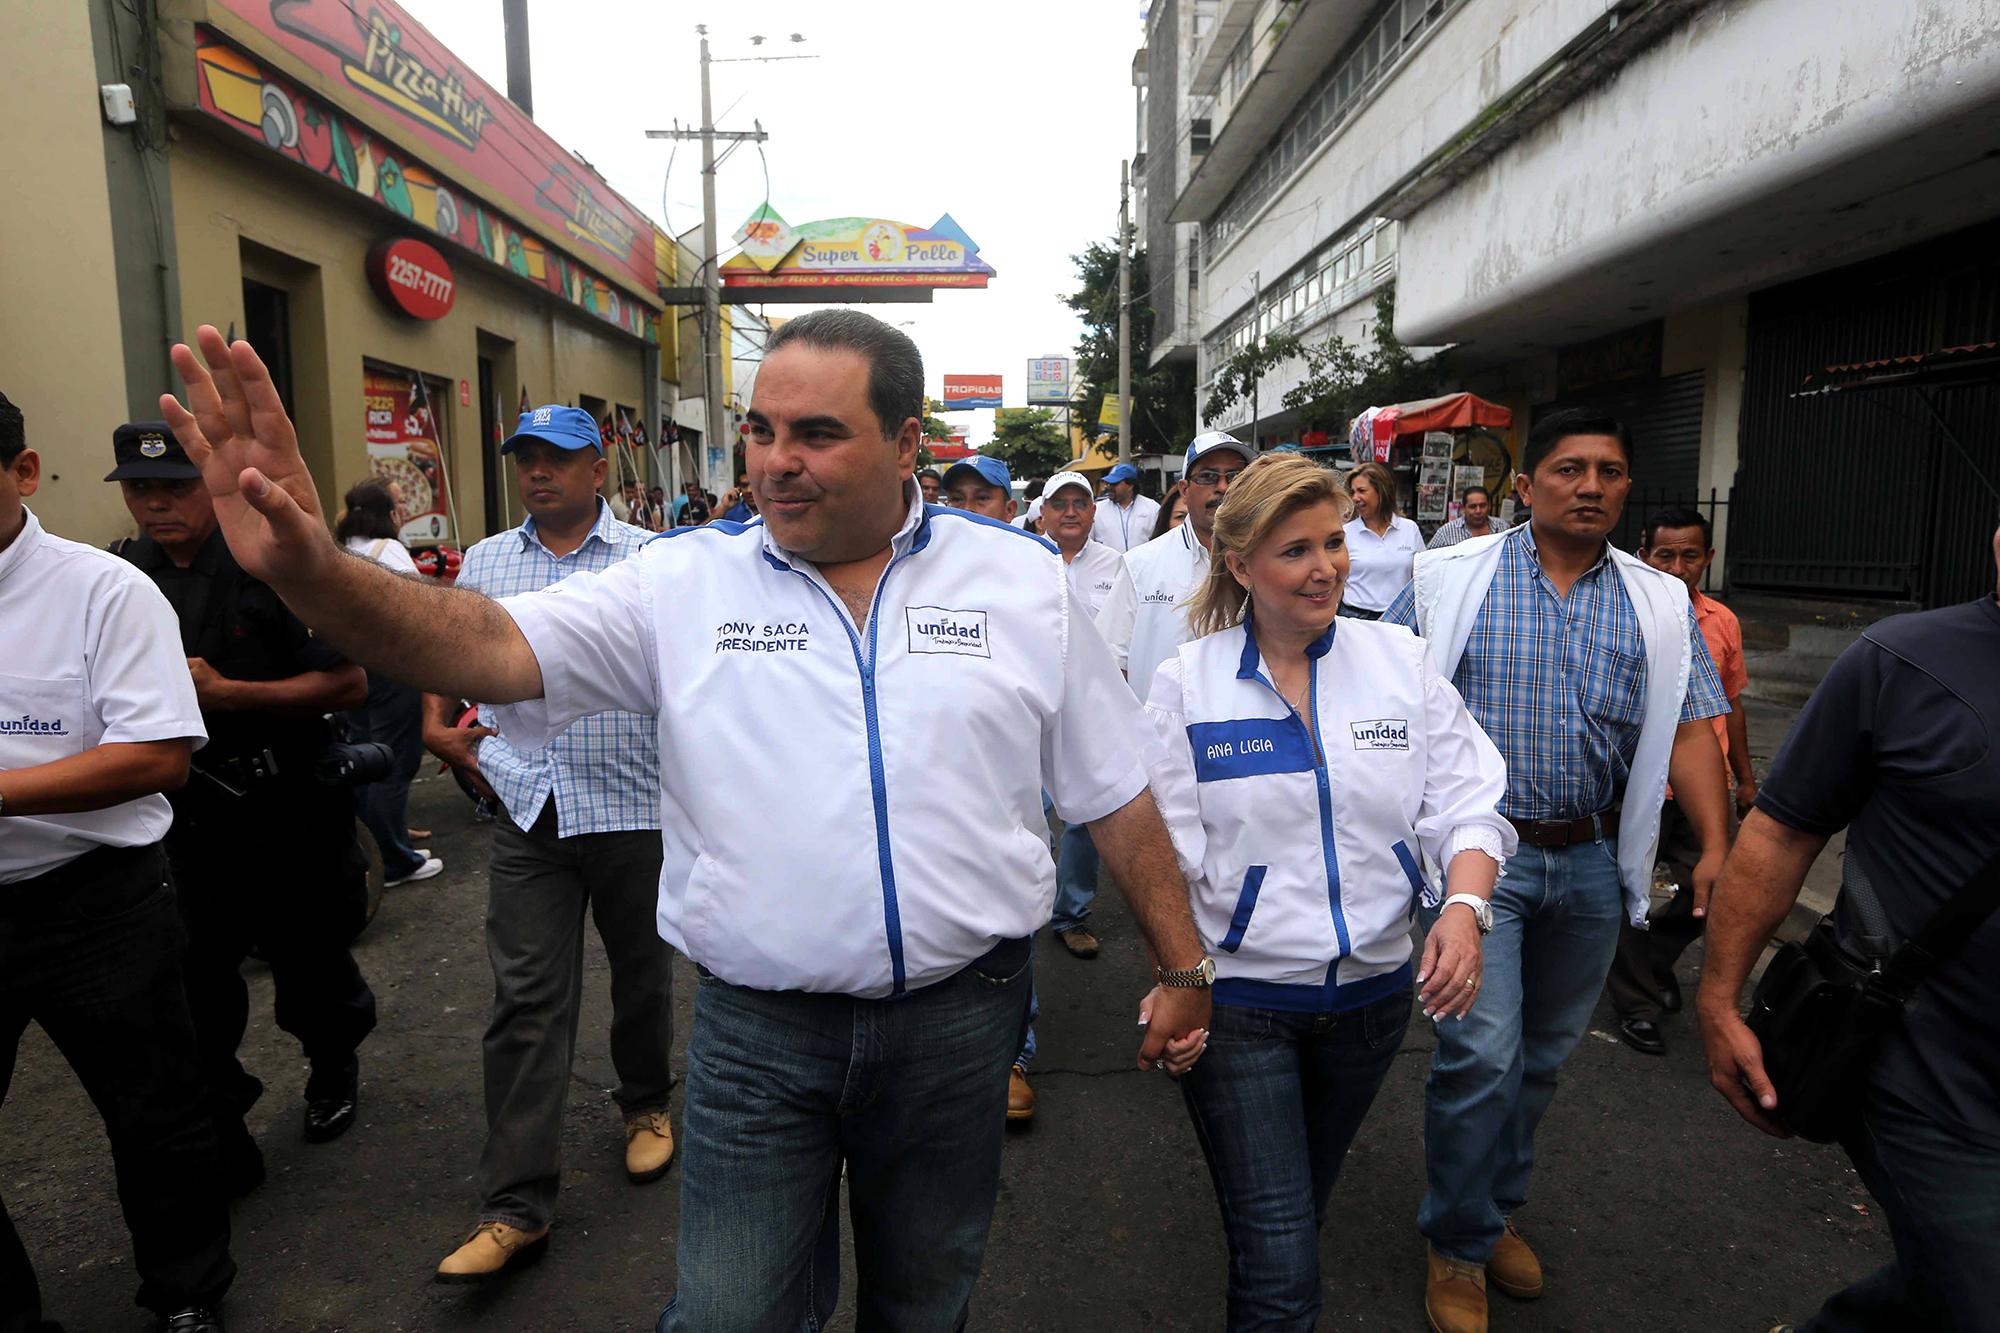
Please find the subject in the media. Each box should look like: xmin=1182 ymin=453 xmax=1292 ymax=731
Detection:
xmin=108 ymin=422 xmax=377 ymax=1190
xmin=0 ymin=394 xmax=232 ymax=1333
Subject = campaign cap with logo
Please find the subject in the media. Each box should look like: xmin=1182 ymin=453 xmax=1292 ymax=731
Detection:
xmin=1183 ymin=430 xmax=1255 ymax=477
xmin=1103 ymin=462 xmax=1139 ymax=485
xmin=1043 ymin=470 xmax=1095 ymax=502
xmin=941 ymin=454 xmax=1011 ymax=492
xmin=501 ymin=404 xmax=603 ymax=455
xmin=104 ymin=420 xmax=201 ymax=482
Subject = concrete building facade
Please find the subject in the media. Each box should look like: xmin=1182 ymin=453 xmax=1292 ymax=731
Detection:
xmin=1146 ymin=0 xmax=2000 ymax=604
xmin=4 ymin=0 xmax=675 ymax=549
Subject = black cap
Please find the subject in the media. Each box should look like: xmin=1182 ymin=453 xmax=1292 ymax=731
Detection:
xmin=104 ymin=421 xmax=200 ymax=482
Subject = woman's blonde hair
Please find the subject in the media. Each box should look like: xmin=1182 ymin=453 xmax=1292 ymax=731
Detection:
xmin=1186 ymin=453 xmax=1354 ymax=638
xmin=1345 ymin=461 xmax=1399 ymax=520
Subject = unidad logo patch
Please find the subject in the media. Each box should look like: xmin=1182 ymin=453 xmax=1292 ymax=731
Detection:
xmin=1350 ymin=718 xmax=1410 ymax=751
xmin=907 ymin=606 xmax=990 ymax=658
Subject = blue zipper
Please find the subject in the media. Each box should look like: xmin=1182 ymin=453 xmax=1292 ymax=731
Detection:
xmin=1246 ymin=654 xmax=1352 ymax=959
xmin=778 ymin=553 xmax=915 ymax=996
xmin=1306 ymin=660 xmax=1352 ymax=957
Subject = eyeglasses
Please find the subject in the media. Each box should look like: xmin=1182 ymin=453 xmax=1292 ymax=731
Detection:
xmin=1187 ymin=468 xmax=1245 ymax=487
xmin=1043 ymin=497 xmax=1091 ymax=513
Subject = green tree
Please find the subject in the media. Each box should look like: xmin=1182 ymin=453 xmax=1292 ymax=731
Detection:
xmin=1066 ymin=239 xmax=1198 ymax=454
xmin=984 ymin=407 xmax=1071 ymax=481
xmin=921 ymin=396 xmax=953 ymax=443
xmin=1203 ymin=288 xmax=1442 ymax=436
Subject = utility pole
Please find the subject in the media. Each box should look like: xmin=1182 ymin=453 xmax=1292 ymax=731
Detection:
xmin=501 ymin=0 xmax=533 ymax=115
xmin=1117 ymin=160 xmax=1132 ymax=467
xmin=695 ymin=32 xmax=725 ymax=493
xmin=1248 ymin=268 xmax=1261 ymax=450
xmin=647 ymin=30 xmax=798 ymax=497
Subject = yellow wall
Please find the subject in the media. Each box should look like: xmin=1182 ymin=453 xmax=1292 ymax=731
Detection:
xmin=166 ymin=132 xmax=648 ymax=545
xmin=1 ymin=1 xmax=133 ymax=542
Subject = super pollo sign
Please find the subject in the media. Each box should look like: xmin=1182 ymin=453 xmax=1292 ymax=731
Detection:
xmin=367 ymin=237 xmax=455 ymax=319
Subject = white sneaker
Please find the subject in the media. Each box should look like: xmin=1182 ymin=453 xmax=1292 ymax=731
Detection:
xmin=386 ymin=855 xmax=444 ymax=887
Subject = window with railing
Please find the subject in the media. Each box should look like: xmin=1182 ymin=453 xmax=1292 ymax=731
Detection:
xmin=1205 ymin=220 xmax=1395 ymax=364
xmin=1204 ymin=0 xmax=1463 ymax=258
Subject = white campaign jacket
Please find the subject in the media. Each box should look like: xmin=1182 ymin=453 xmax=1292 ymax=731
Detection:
xmin=1095 ymin=519 xmax=1208 ymax=702
xmin=1063 ymin=539 xmax=1135 ymax=620
xmin=492 ymin=486 xmax=1149 ymax=999
xmin=1091 ymin=493 xmax=1160 ymax=553
xmin=1145 ymin=617 xmax=1513 ymax=1010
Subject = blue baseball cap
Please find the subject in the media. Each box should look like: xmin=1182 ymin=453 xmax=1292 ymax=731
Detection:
xmin=501 ymin=404 xmax=602 ymax=455
xmin=942 ymin=454 xmax=1011 ymax=491
xmin=1104 ymin=462 xmax=1139 ymax=484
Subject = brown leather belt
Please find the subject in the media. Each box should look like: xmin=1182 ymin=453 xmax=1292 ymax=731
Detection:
xmin=1506 ymin=807 xmax=1620 ymax=849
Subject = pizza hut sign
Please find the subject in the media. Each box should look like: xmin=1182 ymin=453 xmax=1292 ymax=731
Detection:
xmin=366 ymin=237 xmax=456 ymax=320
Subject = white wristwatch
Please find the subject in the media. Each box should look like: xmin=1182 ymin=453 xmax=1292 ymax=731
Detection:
xmin=1441 ymin=893 xmax=1493 ymax=934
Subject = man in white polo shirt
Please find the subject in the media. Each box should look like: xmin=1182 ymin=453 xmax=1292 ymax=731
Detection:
xmin=1040 ymin=470 xmax=1134 ymax=960
xmin=157 ymin=311 xmax=1214 ymax=1330
xmin=1096 ymin=431 xmax=1256 ymax=702
xmin=0 ymin=393 xmax=233 ymax=1333
xmin=1091 ymin=462 xmax=1160 ymax=554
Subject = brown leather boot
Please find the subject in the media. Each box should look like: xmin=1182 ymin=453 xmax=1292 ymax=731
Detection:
xmin=624 ymin=1109 xmax=676 ymax=1183
xmin=1426 ymin=1245 xmax=1488 ymax=1333
xmin=1487 ymin=1218 xmax=1544 ymax=1299
xmin=1007 ymin=1065 xmax=1036 ymax=1121
xmin=435 ymin=1221 xmax=549 ymax=1284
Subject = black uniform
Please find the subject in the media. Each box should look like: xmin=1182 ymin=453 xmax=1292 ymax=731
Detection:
xmin=122 ymin=529 xmax=377 ymax=1166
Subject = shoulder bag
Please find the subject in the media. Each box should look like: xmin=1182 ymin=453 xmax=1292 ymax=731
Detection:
xmin=1747 ymin=849 xmax=2000 ymax=1143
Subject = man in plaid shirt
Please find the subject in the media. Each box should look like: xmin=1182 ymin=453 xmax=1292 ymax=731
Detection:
xmin=1385 ymin=410 xmax=1731 ymax=1333
xmin=420 ymin=406 xmax=676 ymax=1284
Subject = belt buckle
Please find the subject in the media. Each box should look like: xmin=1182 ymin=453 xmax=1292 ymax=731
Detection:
xmin=1530 ymin=819 xmax=1571 ymax=845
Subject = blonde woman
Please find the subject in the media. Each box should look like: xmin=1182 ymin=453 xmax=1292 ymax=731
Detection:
xmin=1341 ymin=460 xmax=1423 ymax=619
xmin=1142 ymin=452 xmax=1513 ymax=1330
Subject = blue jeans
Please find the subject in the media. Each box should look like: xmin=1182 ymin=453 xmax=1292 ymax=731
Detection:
xmin=1180 ymin=991 xmax=1412 ymax=1330
xmin=1419 ymin=836 xmax=1624 ymax=1263
xmin=658 ymin=938 xmax=1033 ymax=1333
xmin=1017 ymin=975 xmax=1037 ymax=1070
xmin=1801 ymin=1084 xmax=2000 ymax=1332
xmin=347 ymin=674 xmax=425 ymax=878
xmin=1050 ymin=825 xmax=1100 ymax=934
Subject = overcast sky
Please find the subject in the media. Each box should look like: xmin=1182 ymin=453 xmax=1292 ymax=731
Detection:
xmin=401 ymin=0 xmax=1148 ymax=444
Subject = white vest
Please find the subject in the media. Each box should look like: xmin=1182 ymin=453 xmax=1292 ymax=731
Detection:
xmin=1410 ymin=531 xmax=1692 ymax=926
xmin=1144 ymin=618 xmax=1511 ymax=1008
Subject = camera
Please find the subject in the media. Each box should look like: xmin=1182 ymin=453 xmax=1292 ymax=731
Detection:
xmin=315 ymin=740 xmax=397 ymax=786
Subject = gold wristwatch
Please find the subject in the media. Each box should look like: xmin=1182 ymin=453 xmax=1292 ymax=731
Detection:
xmin=1156 ymin=956 xmax=1217 ymax=988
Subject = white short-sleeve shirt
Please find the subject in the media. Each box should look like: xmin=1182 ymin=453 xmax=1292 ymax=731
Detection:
xmin=345 ymin=534 xmax=420 ymax=576
xmin=1342 ymin=514 xmax=1425 ymax=613
xmin=0 ymin=509 xmax=207 ymax=882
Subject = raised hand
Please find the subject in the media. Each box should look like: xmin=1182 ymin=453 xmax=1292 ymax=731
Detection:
xmin=159 ymin=326 xmax=337 ymax=587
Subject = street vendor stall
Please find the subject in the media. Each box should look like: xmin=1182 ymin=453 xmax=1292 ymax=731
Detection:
xmin=1306 ymin=393 xmax=1516 ymax=537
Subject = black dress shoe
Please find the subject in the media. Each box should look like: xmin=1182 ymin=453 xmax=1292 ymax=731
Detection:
xmin=303 ymin=1056 xmax=358 ymax=1143
xmin=162 ymin=1307 xmax=225 ymax=1333
xmin=1619 ymin=1017 xmax=1667 ymax=1055
xmin=1659 ymin=975 xmax=1684 ymax=1014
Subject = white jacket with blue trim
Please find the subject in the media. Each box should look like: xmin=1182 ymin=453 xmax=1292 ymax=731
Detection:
xmin=1144 ymin=617 xmax=1515 ymax=1011
xmin=489 ymin=486 xmax=1150 ymax=999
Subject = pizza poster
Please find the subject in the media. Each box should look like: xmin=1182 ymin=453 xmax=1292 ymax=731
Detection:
xmin=362 ymin=365 xmax=453 ymax=546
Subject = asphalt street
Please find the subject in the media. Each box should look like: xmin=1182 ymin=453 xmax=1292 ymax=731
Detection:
xmin=5 ymin=704 xmax=1889 ymax=1332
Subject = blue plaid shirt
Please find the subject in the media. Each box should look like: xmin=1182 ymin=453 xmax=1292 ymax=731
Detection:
xmin=456 ymin=501 xmax=661 ymax=835
xmin=1383 ymin=526 xmax=1728 ymax=821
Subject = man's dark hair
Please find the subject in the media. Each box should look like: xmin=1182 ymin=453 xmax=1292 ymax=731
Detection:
xmin=1523 ymin=409 xmax=1633 ymax=476
xmin=1460 ymin=485 xmax=1491 ymax=505
xmin=917 ymin=467 xmax=941 ymax=483
xmin=765 ymin=309 xmax=924 ymax=438
xmin=1642 ymin=506 xmax=1711 ymax=550
xmin=0 ymin=392 xmax=23 ymax=467
xmin=1023 ymin=478 xmax=1046 ymax=501
xmin=336 ymin=478 xmax=399 ymax=543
